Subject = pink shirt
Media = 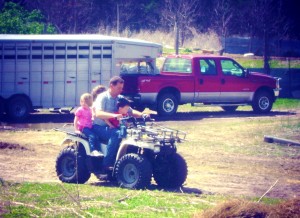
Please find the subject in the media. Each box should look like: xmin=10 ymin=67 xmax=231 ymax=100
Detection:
xmin=75 ymin=106 xmax=93 ymax=131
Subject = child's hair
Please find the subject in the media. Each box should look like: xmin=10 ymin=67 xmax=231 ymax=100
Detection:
xmin=80 ymin=93 xmax=93 ymax=104
xmin=116 ymin=98 xmax=131 ymax=109
xmin=91 ymin=85 xmax=106 ymax=101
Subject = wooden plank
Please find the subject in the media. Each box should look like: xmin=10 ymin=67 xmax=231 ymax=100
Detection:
xmin=264 ymin=135 xmax=300 ymax=146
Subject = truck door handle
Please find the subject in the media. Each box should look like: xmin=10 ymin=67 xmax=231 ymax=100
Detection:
xmin=221 ymin=79 xmax=225 ymax=84
xmin=199 ymin=79 xmax=203 ymax=84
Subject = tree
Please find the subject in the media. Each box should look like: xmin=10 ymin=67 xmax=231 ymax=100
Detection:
xmin=26 ymin=0 xmax=94 ymax=33
xmin=247 ymin=0 xmax=288 ymax=73
xmin=162 ymin=0 xmax=201 ymax=54
xmin=0 ymin=2 xmax=56 ymax=34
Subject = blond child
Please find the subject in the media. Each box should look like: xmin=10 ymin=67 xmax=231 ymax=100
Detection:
xmin=74 ymin=93 xmax=100 ymax=156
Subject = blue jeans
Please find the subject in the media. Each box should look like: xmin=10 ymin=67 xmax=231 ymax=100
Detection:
xmin=92 ymin=124 xmax=122 ymax=167
xmin=82 ymin=127 xmax=99 ymax=152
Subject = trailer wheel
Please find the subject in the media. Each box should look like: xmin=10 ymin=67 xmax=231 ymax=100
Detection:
xmin=7 ymin=96 xmax=31 ymax=120
xmin=157 ymin=93 xmax=178 ymax=116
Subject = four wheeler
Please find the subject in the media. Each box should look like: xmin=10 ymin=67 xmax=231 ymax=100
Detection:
xmin=55 ymin=117 xmax=188 ymax=189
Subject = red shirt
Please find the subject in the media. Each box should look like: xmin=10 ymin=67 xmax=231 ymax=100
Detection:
xmin=108 ymin=112 xmax=128 ymax=128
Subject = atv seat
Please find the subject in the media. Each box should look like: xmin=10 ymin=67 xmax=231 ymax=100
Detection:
xmin=54 ymin=124 xmax=108 ymax=146
xmin=54 ymin=125 xmax=88 ymax=140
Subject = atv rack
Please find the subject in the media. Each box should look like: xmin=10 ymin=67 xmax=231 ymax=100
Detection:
xmin=126 ymin=119 xmax=187 ymax=143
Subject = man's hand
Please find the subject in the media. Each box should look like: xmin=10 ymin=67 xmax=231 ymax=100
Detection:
xmin=114 ymin=114 xmax=123 ymax=120
xmin=142 ymin=113 xmax=150 ymax=119
xmin=75 ymin=130 xmax=81 ymax=134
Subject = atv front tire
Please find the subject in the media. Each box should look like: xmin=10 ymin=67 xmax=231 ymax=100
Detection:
xmin=115 ymin=153 xmax=152 ymax=189
xmin=56 ymin=145 xmax=90 ymax=184
xmin=153 ymin=153 xmax=187 ymax=189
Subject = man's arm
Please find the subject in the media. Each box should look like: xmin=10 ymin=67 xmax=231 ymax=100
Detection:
xmin=131 ymin=109 xmax=149 ymax=118
xmin=95 ymin=110 xmax=122 ymax=120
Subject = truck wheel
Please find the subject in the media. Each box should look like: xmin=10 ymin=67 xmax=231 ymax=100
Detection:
xmin=221 ymin=106 xmax=238 ymax=112
xmin=115 ymin=153 xmax=152 ymax=189
xmin=153 ymin=153 xmax=187 ymax=189
xmin=56 ymin=145 xmax=90 ymax=184
xmin=7 ymin=96 xmax=31 ymax=120
xmin=157 ymin=94 xmax=178 ymax=116
xmin=252 ymin=91 xmax=273 ymax=113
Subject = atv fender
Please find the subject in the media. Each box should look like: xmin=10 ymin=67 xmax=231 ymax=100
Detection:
xmin=116 ymin=138 xmax=156 ymax=161
xmin=60 ymin=135 xmax=92 ymax=155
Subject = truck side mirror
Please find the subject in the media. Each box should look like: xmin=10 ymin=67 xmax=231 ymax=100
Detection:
xmin=244 ymin=69 xmax=249 ymax=77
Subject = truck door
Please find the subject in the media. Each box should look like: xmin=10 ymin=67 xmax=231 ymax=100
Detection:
xmin=219 ymin=59 xmax=253 ymax=102
xmin=196 ymin=58 xmax=220 ymax=102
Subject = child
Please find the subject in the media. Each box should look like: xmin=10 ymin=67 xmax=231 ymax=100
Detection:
xmin=91 ymin=85 xmax=107 ymax=121
xmin=107 ymin=97 xmax=131 ymax=129
xmin=74 ymin=93 xmax=101 ymax=156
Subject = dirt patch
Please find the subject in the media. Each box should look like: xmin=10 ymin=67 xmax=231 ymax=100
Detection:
xmin=0 ymin=110 xmax=299 ymax=198
xmin=0 ymin=141 xmax=29 ymax=150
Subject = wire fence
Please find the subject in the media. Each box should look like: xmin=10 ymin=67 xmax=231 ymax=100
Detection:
xmin=222 ymin=37 xmax=300 ymax=57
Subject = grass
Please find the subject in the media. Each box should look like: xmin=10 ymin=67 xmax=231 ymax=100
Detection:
xmin=0 ymin=182 xmax=226 ymax=217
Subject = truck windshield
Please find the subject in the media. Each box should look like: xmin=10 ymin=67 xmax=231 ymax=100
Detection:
xmin=120 ymin=61 xmax=157 ymax=74
xmin=162 ymin=58 xmax=191 ymax=73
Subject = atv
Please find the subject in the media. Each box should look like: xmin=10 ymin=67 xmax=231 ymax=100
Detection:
xmin=55 ymin=117 xmax=188 ymax=189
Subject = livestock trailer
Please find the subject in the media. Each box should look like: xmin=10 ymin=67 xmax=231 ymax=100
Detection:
xmin=0 ymin=34 xmax=162 ymax=120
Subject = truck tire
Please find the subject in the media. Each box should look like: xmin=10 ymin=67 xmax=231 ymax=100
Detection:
xmin=115 ymin=153 xmax=152 ymax=189
xmin=252 ymin=91 xmax=273 ymax=113
xmin=7 ymin=96 xmax=31 ymax=120
xmin=221 ymin=106 xmax=238 ymax=112
xmin=153 ymin=153 xmax=187 ymax=189
xmin=157 ymin=93 xmax=178 ymax=116
xmin=56 ymin=145 xmax=90 ymax=184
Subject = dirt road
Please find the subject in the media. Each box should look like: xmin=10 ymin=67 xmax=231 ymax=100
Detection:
xmin=0 ymin=110 xmax=299 ymax=198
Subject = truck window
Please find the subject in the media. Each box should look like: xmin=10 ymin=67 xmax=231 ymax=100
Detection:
xmin=120 ymin=61 xmax=156 ymax=74
xmin=221 ymin=59 xmax=244 ymax=77
xmin=199 ymin=59 xmax=217 ymax=75
xmin=162 ymin=58 xmax=191 ymax=73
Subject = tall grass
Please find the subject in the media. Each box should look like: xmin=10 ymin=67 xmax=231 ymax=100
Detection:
xmin=106 ymin=29 xmax=223 ymax=52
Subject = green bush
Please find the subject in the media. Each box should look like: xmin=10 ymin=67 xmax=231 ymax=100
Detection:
xmin=0 ymin=2 xmax=56 ymax=34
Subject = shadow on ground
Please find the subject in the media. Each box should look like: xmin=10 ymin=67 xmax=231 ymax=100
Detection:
xmin=90 ymin=180 xmax=205 ymax=195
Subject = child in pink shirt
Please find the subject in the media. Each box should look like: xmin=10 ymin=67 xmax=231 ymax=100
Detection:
xmin=74 ymin=93 xmax=100 ymax=156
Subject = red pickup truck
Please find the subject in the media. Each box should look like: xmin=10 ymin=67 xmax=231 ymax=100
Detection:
xmin=121 ymin=54 xmax=281 ymax=116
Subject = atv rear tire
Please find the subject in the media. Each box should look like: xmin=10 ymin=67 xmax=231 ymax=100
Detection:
xmin=153 ymin=153 xmax=187 ymax=189
xmin=115 ymin=153 xmax=152 ymax=189
xmin=56 ymin=145 xmax=90 ymax=184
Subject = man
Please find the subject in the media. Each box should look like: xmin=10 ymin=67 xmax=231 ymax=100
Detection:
xmin=93 ymin=76 xmax=147 ymax=172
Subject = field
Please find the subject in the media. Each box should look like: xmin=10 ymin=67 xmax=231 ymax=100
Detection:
xmin=0 ymin=99 xmax=300 ymax=217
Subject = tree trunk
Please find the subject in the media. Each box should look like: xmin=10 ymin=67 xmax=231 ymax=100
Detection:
xmin=263 ymin=29 xmax=270 ymax=74
xmin=174 ymin=20 xmax=179 ymax=55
